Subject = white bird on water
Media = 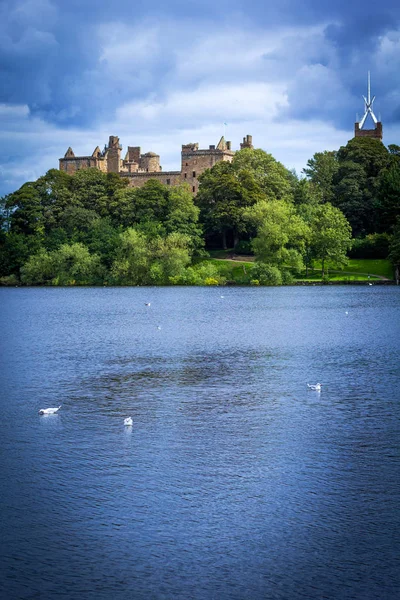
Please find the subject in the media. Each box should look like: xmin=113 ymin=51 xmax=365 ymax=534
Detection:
xmin=39 ymin=405 xmax=61 ymax=415
xmin=124 ymin=417 xmax=133 ymax=426
xmin=307 ymin=383 xmax=322 ymax=392
xmin=145 ymin=302 xmax=151 ymax=307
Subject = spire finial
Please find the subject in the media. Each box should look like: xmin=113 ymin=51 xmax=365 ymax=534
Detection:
xmin=359 ymin=72 xmax=378 ymax=129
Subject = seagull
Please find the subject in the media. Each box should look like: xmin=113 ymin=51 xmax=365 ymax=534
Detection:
xmin=39 ymin=405 xmax=61 ymax=415
xmin=145 ymin=303 xmax=151 ymax=307
xmin=157 ymin=326 xmax=161 ymax=330
xmin=220 ymin=295 xmax=224 ymax=299
xmin=345 ymin=311 xmax=348 ymax=315
xmin=124 ymin=417 xmax=133 ymax=426
xmin=307 ymin=383 xmax=322 ymax=392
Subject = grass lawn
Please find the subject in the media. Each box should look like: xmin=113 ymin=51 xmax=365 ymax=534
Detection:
xmin=310 ymin=259 xmax=393 ymax=279
xmin=207 ymin=258 xmax=254 ymax=283
xmin=206 ymin=253 xmax=394 ymax=283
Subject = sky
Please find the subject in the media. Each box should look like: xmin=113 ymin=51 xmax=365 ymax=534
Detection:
xmin=0 ymin=0 xmax=400 ymax=195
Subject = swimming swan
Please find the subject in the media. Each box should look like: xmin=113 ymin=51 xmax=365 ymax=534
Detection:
xmin=39 ymin=405 xmax=61 ymax=415
xmin=307 ymin=383 xmax=322 ymax=391
xmin=124 ymin=417 xmax=133 ymax=426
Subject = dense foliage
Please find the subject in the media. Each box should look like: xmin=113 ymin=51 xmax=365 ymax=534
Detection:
xmin=1 ymin=138 xmax=398 ymax=286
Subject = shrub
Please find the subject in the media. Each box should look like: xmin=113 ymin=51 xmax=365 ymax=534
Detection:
xmin=348 ymin=233 xmax=391 ymax=259
xmin=0 ymin=274 xmax=19 ymax=286
xmin=234 ymin=240 xmax=253 ymax=255
xmin=169 ymin=261 xmax=226 ymax=285
xmin=252 ymin=262 xmax=282 ymax=285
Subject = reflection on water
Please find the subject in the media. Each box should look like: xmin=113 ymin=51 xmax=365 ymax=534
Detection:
xmin=0 ymin=286 xmax=400 ymax=600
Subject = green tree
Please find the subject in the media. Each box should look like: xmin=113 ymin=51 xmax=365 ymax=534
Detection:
xmin=21 ymin=243 xmax=104 ymax=285
xmin=301 ymin=203 xmax=352 ymax=276
xmin=244 ymin=199 xmax=310 ymax=273
xmin=111 ymin=228 xmax=191 ymax=285
xmin=388 ymin=220 xmax=400 ymax=284
xmin=197 ymin=160 xmax=265 ymax=249
xmin=303 ymin=151 xmax=338 ymax=203
xmin=376 ymin=162 xmax=400 ymax=232
xmin=333 ymin=137 xmax=389 ymax=236
xmin=232 ymin=148 xmax=294 ymax=200
xmin=293 ymin=178 xmax=323 ymax=206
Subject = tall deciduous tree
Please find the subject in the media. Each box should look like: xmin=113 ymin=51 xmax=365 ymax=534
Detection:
xmin=332 ymin=137 xmax=389 ymax=236
xmin=302 ymin=151 xmax=338 ymax=203
xmin=197 ymin=161 xmax=265 ymax=249
xmin=301 ymin=203 xmax=352 ymax=276
xmin=244 ymin=200 xmax=310 ymax=272
xmin=376 ymin=162 xmax=400 ymax=232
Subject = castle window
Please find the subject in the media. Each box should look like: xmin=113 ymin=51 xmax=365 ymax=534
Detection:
xmin=185 ymin=162 xmax=188 ymax=166
xmin=193 ymin=171 xmax=196 ymax=178
xmin=167 ymin=179 xmax=171 ymax=185
xmin=192 ymin=186 xmax=196 ymax=193
xmin=184 ymin=173 xmax=187 ymax=179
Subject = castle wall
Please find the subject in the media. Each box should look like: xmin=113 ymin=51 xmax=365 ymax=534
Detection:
xmin=121 ymin=171 xmax=182 ymax=188
xmin=59 ymin=157 xmax=105 ymax=175
xmin=181 ymin=144 xmax=234 ymax=193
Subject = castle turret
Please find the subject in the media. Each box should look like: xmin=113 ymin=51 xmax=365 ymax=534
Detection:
xmin=139 ymin=152 xmax=161 ymax=172
xmin=240 ymin=135 xmax=253 ymax=149
xmin=105 ymin=135 xmax=121 ymax=173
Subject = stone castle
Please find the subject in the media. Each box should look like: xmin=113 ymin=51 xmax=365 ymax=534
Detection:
xmin=59 ymin=135 xmax=254 ymax=193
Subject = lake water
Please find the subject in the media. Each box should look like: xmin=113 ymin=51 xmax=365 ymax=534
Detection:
xmin=0 ymin=286 xmax=399 ymax=600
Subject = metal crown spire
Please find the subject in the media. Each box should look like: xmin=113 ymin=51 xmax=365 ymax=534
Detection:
xmin=359 ymin=71 xmax=378 ymax=129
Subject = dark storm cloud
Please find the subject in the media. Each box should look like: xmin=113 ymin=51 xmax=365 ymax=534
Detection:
xmin=1 ymin=0 xmax=400 ymax=195
xmin=1 ymin=0 xmax=399 ymax=127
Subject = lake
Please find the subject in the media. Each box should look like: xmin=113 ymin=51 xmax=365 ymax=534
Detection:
xmin=0 ymin=286 xmax=399 ymax=599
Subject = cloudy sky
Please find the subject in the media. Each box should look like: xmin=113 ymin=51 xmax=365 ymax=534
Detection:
xmin=1 ymin=0 xmax=399 ymax=195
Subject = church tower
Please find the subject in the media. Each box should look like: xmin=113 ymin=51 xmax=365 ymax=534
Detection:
xmin=354 ymin=72 xmax=382 ymax=140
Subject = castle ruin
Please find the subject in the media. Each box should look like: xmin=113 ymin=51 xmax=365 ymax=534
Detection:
xmin=59 ymin=134 xmax=254 ymax=193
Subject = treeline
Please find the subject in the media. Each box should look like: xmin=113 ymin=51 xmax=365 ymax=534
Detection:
xmin=0 ymin=137 xmax=399 ymax=286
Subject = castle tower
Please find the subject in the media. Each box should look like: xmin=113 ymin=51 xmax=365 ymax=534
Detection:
xmin=240 ymin=135 xmax=253 ymax=149
xmin=354 ymin=72 xmax=383 ymax=140
xmin=106 ymin=135 xmax=121 ymax=173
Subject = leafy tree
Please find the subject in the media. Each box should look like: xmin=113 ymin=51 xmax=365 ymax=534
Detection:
xmin=293 ymin=178 xmax=322 ymax=206
xmin=303 ymin=151 xmax=338 ymax=203
xmin=111 ymin=228 xmax=191 ymax=285
xmin=376 ymin=162 xmax=400 ymax=232
xmin=164 ymin=185 xmax=203 ymax=253
xmin=6 ymin=183 xmax=44 ymax=236
xmin=21 ymin=243 xmax=104 ymax=285
xmin=332 ymin=137 xmax=389 ymax=236
xmin=244 ymin=199 xmax=310 ymax=272
xmin=0 ymin=232 xmax=42 ymax=278
xmin=300 ymin=203 xmax=352 ymax=276
xmin=197 ymin=160 xmax=265 ymax=249
xmin=232 ymin=148 xmax=294 ymax=200
xmin=388 ymin=219 xmax=400 ymax=284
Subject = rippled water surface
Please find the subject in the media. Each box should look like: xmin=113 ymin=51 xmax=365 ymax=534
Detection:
xmin=1 ymin=286 xmax=400 ymax=599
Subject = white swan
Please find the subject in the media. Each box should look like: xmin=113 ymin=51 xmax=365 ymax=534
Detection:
xmin=124 ymin=417 xmax=133 ymax=426
xmin=307 ymin=383 xmax=322 ymax=391
xmin=39 ymin=405 xmax=61 ymax=415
